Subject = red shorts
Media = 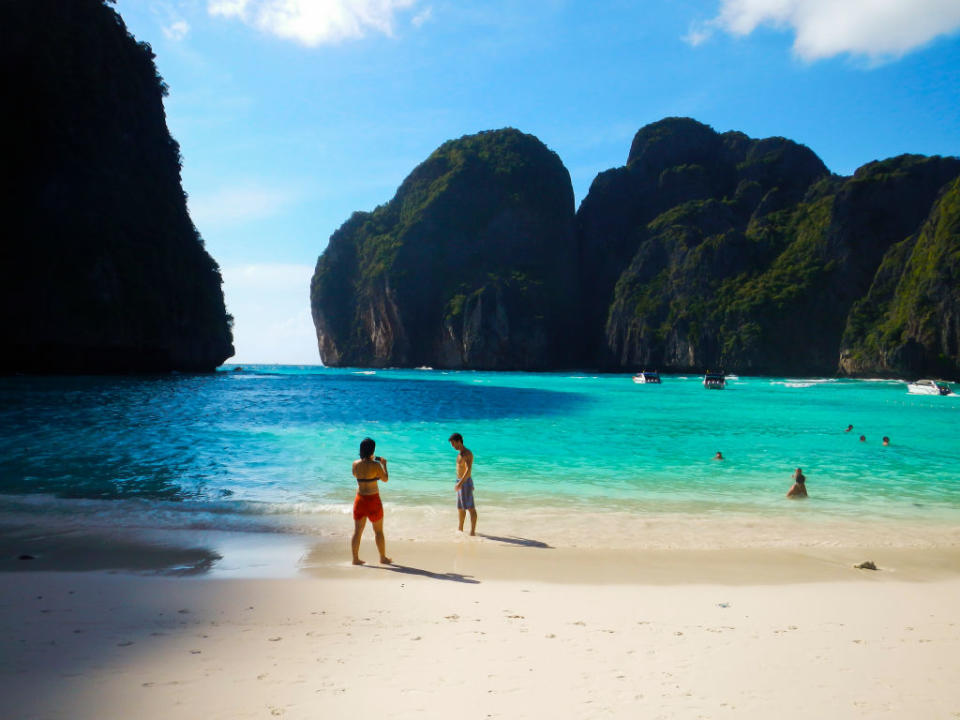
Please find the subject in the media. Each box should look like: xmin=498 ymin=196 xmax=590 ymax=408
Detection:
xmin=353 ymin=493 xmax=383 ymax=522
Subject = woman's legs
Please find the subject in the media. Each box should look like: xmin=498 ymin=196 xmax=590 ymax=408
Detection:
xmin=351 ymin=517 xmax=367 ymax=565
xmin=371 ymin=517 xmax=391 ymax=564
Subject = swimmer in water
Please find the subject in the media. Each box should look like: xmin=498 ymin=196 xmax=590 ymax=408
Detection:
xmin=786 ymin=467 xmax=807 ymax=498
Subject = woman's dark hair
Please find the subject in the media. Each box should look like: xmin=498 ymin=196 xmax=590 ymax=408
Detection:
xmin=359 ymin=437 xmax=376 ymax=459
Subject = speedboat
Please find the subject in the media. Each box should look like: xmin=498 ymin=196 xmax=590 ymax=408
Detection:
xmin=633 ymin=370 xmax=661 ymax=384
xmin=907 ymin=379 xmax=954 ymax=396
xmin=703 ymin=372 xmax=725 ymax=389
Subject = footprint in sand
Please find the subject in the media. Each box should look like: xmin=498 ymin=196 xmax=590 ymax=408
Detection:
xmin=117 ymin=641 xmax=134 ymax=647
xmin=268 ymin=637 xmax=282 ymax=642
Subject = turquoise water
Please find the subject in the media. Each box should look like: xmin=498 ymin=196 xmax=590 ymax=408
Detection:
xmin=1 ymin=366 xmax=959 ymax=545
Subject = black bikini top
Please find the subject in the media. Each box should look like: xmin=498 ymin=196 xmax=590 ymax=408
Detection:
xmin=356 ymin=476 xmax=378 ymax=483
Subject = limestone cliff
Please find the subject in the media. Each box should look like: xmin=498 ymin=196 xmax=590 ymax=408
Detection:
xmin=0 ymin=0 xmax=234 ymax=373
xmin=311 ymin=129 xmax=578 ymax=369
xmin=839 ymin=176 xmax=960 ymax=378
xmin=579 ymin=118 xmax=960 ymax=376
xmin=313 ymin=117 xmax=960 ymax=378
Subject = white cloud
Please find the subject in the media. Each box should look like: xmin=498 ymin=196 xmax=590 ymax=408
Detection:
xmin=208 ymin=0 xmax=418 ymax=46
xmin=188 ymin=182 xmax=302 ymax=229
xmin=692 ymin=0 xmax=960 ymax=62
xmin=162 ymin=19 xmax=191 ymax=41
xmin=221 ymin=264 xmax=321 ymax=364
xmin=683 ymin=24 xmax=712 ymax=47
xmin=411 ymin=6 xmax=433 ymax=28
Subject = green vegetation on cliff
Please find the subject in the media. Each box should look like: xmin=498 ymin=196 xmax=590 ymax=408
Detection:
xmin=0 ymin=0 xmax=233 ymax=373
xmin=314 ymin=117 xmax=960 ymax=378
xmin=311 ymin=129 xmax=578 ymax=369
xmin=841 ymin=177 xmax=960 ymax=377
xmin=583 ymin=118 xmax=960 ymax=376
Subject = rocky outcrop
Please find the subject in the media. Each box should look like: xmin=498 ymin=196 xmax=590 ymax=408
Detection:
xmin=580 ymin=117 xmax=832 ymax=371
xmin=839 ymin=176 xmax=960 ymax=378
xmin=0 ymin=0 xmax=233 ymax=373
xmin=580 ymin=119 xmax=960 ymax=376
xmin=311 ymin=129 xmax=578 ymax=369
xmin=313 ymin=117 xmax=960 ymax=378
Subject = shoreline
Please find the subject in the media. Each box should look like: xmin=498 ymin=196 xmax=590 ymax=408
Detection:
xmin=4 ymin=518 xmax=960 ymax=585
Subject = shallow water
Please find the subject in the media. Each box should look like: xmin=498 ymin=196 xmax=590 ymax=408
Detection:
xmin=1 ymin=367 xmax=958 ymax=549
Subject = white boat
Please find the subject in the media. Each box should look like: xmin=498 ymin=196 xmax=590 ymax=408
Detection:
xmin=633 ymin=370 xmax=661 ymax=384
xmin=907 ymin=379 xmax=954 ymax=396
xmin=703 ymin=372 xmax=725 ymax=389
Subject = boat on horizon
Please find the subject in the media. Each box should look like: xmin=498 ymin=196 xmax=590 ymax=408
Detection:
xmin=703 ymin=372 xmax=726 ymax=389
xmin=907 ymin=379 xmax=954 ymax=396
xmin=633 ymin=370 xmax=661 ymax=384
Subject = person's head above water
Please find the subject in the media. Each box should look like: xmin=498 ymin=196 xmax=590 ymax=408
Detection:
xmin=846 ymin=424 xmax=853 ymax=432
xmin=714 ymin=451 xmax=723 ymax=460
xmin=859 ymin=435 xmax=866 ymax=442
xmin=359 ymin=437 xmax=376 ymax=459
xmin=882 ymin=436 xmax=890 ymax=446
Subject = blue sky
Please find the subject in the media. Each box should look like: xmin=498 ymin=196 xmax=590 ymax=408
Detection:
xmin=113 ymin=0 xmax=960 ymax=364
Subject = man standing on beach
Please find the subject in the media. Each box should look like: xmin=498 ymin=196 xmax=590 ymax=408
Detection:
xmin=449 ymin=433 xmax=477 ymax=535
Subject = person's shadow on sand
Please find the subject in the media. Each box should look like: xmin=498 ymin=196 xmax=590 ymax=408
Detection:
xmin=367 ymin=563 xmax=480 ymax=584
xmin=477 ymin=534 xmax=552 ymax=549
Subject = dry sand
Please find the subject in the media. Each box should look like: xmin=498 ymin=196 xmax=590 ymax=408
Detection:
xmin=2 ymin=529 xmax=960 ymax=720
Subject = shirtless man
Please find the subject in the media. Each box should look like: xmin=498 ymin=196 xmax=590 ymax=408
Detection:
xmin=449 ymin=433 xmax=477 ymax=535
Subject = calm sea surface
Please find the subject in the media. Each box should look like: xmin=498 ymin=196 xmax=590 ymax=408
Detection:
xmin=2 ymin=366 xmax=959 ymax=548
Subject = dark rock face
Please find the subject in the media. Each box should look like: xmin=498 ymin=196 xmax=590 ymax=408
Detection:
xmin=579 ymin=118 xmax=960 ymax=376
xmin=579 ymin=117 xmax=831 ymax=371
xmin=314 ymin=116 xmax=960 ymax=378
xmin=311 ymin=129 xmax=578 ymax=369
xmin=839 ymin=176 xmax=960 ymax=378
xmin=0 ymin=0 xmax=234 ymax=373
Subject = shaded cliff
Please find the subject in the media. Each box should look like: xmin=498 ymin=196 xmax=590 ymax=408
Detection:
xmin=839 ymin=176 xmax=960 ymax=378
xmin=579 ymin=118 xmax=960 ymax=376
xmin=311 ymin=129 xmax=578 ymax=369
xmin=314 ymin=117 xmax=959 ymax=378
xmin=0 ymin=0 xmax=233 ymax=373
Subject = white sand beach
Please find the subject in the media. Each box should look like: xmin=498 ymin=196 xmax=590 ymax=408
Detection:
xmin=2 ymin=526 xmax=960 ymax=720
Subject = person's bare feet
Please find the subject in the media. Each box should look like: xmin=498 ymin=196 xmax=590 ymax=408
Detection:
xmin=352 ymin=558 xmax=365 ymax=566
xmin=380 ymin=556 xmax=392 ymax=564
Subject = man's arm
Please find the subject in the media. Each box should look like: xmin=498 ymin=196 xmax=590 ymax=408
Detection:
xmin=454 ymin=449 xmax=473 ymax=490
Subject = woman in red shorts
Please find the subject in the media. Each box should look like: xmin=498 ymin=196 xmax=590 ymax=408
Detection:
xmin=351 ymin=437 xmax=391 ymax=565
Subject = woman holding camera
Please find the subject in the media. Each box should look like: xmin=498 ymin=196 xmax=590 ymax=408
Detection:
xmin=351 ymin=437 xmax=391 ymax=565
